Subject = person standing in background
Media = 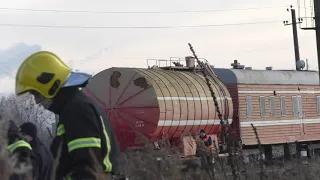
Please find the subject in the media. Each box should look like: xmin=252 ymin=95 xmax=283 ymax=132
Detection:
xmin=7 ymin=120 xmax=36 ymax=180
xmin=199 ymin=129 xmax=213 ymax=150
xmin=20 ymin=122 xmax=54 ymax=180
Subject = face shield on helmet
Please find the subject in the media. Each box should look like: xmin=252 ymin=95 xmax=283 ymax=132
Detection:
xmin=62 ymin=70 xmax=92 ymax=88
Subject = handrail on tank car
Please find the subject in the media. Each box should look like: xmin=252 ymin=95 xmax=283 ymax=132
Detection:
xmin=202 ymin=59 xmax=217 ymax=77
xmin=147 ymin=57 xmax=183 ymax=68
xmin=146 ymin=59 xmax=170 ymax=68
xmin=147 ymin=57 xmax=209 ymax=69
xmin=169 ymin=57 xmax=183 ymax=67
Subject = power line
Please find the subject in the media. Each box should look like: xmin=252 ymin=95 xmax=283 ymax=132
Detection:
xmin=205 ymin=47 xmax=293 ymax=56
xmin=73 ymin=47 xmax=296 ymax=66
xmin=0 ymin=5 xmax=289 ymax=14
xmin=0 ymin=20 xmax=281 ymax=29
xmin=0 ymin=46 xmax=302 ymax=81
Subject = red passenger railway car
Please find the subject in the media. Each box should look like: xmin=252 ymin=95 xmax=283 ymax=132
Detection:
xmin=83 ymin=57 xmax=320 ymax=160
xmin=214 ymin=64 xmax=320 ymax=159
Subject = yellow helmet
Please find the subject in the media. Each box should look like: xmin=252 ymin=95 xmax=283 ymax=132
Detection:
xmin=15 ymin=51 xmax=90 ymax=99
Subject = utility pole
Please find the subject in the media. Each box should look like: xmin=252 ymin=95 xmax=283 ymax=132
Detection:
xmin=284 ymin=5 xmax=302 ymax=70
xmin=314 ymin=0 xmax=320 ymax=82
xmin=299 ymin=0 xmax=320 ymax=83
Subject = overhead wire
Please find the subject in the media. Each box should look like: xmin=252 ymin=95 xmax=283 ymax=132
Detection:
xmin=0 ymin=5 xmax=289 ymax=14
xmin=205 ymin=47 xmax=293 ymax=56
xmin=0 ymin=46 xmax=299 ymax=89
xmin=0 ymin=4 xmax=302 ymax=96
xmin=0 ymin=5 xmax=298 ymax=77
xmin=0 ymin=5 xmax=286 ymax=29
xmin=0 ymin=20 xmax=281 ymax=29
xmin=0 ymin=67 xmax=12 ymax=78
xmin=0 ymin=64 xmax=14 ymax=79
xmin=72 ymin=47 xmax=296 ymax=67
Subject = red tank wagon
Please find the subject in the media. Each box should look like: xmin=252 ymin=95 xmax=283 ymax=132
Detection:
xmin=83 ymin=59 xmax=233 ymax=151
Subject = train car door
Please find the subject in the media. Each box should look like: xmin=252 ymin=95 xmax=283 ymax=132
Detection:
xmin=292 ymin=96 xmax=304 ymax=135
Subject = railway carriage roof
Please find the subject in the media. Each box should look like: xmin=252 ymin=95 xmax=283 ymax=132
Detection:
xmin=213 ymin=68 xmax=319 ymax=85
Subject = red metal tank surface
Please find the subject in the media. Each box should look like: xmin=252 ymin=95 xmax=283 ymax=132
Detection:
xmin=83 ymin=67 xmax=233 ymax=151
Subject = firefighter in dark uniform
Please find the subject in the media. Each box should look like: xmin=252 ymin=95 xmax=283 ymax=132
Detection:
xmin=19 ymin=122 xmax=54 ymax=180
xmin=199 ymin=129 xmax=213 ymax=150
xmin=7 ymin=120 xmax=37 ymax=180
xmin=199 ymin=129 xmax=215 ymax=175
xmin=15 ymin=51 xmax=121 ymax=180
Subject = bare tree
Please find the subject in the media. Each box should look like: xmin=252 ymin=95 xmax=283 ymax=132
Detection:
xmin=0 ymin=94 xmax=54 ymax=148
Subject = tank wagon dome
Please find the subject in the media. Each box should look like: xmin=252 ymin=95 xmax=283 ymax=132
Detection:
xmin=83 ymin=67 xmax=233 ymax=151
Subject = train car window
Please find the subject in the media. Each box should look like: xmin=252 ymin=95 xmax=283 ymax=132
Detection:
xmin=317 ymin=96 xmax=320 ymax=115
xmin=246 ymin=96 xmax=252 ymax=117
xmin=297 ymin=96 xmax=303 ymax=117
xmin=270 ymin=96 xmax=275 ymax=117
xmin=292 ymin=96 xmax=298 ymax=117
xmin=280 ymin=96 xmax=286 ymax=116
xmin=260 ymin=96 xmax=266 ymax=117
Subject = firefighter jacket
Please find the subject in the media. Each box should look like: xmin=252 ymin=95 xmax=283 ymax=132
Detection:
xmin=49 ymin=87 xmax=121 ymax=180
xmin=8 ymin=121 xmax=37 ymax=180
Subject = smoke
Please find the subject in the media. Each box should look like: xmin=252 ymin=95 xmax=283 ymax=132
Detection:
xmin=0 ymin=43 xmax=42 ymax=93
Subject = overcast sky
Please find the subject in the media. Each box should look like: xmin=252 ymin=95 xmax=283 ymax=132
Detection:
xmin=0 ymin=0 xmax=316 ymax=93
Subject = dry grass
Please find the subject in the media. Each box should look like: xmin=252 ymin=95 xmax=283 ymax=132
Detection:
xmin=1 ymin=117 xmax=320 ymax=180
xmin=1 ymin=95 xmax=320 ymax=180
xmin=115 ymin=128 xmax=320 ymax=180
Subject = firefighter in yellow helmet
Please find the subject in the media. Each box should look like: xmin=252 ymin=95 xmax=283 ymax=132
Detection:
xmin=15 ymin=51 xmax=120 ymax=180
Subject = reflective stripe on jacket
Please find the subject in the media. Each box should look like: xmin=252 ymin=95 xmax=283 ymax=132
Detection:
xmin=8 ymin=140 xmax=32 ymax=153
xmin=8 ymin=138 xmax=36 ymax=180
